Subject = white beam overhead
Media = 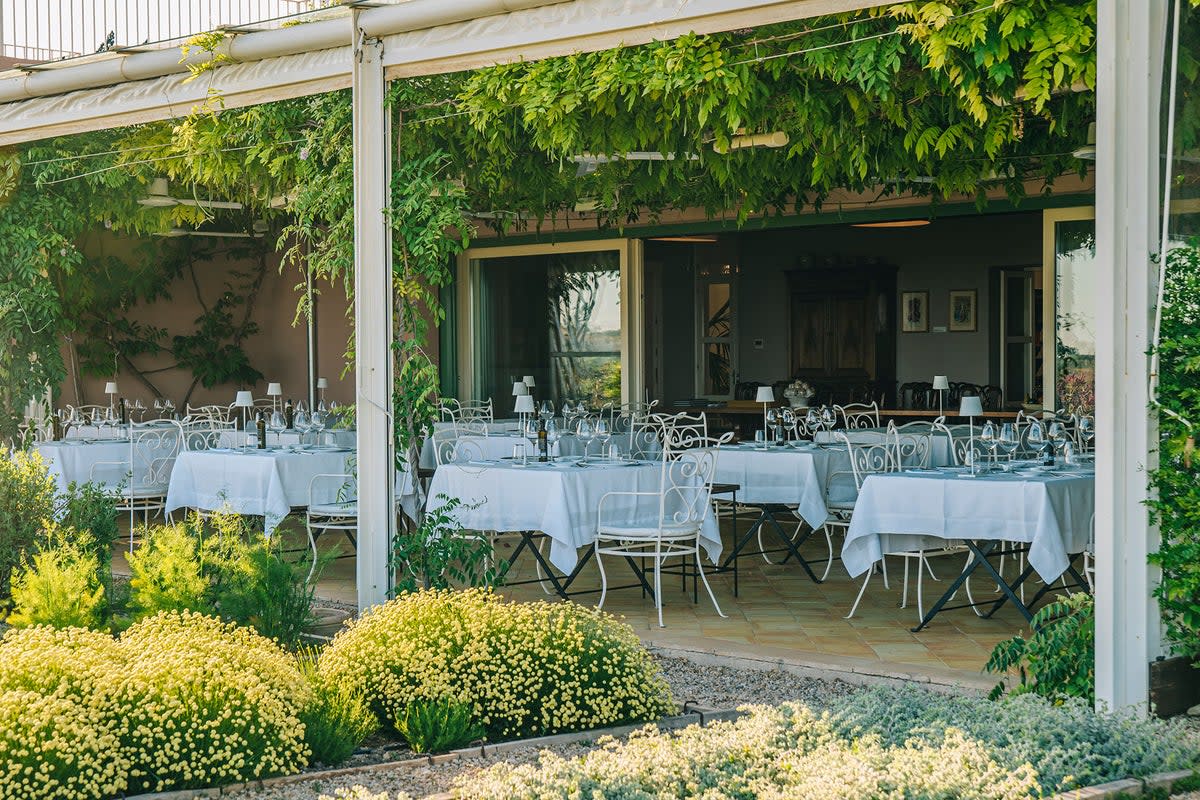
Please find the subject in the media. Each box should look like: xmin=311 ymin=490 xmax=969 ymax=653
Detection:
xmin=0 ymin=0 xmax=893 ymax=146
xmin=1093 ymin=0 xmax=1167 ymax=711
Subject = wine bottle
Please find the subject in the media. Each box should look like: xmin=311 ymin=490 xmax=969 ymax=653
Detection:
xmin=118 ymin=397 xmax=127 ymax=425
xmin=256 ymin=412 xmax=267 ymax=449
xmin=1039 ymin=439 xmax=1055 ymax=467
xmin=285 ymin=398 xmax=295 ymax=430
xmin=537 ymin=418 xmax=548 ymax=462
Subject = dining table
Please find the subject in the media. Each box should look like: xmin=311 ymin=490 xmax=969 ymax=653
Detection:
xmin=425 ymin=456 xmax=719 ymax=597
xmin=842 ymin=462 xmax=1095 ymax=629
xmin=35 ymin=438 xmax=141 ymax=493
xmin=165 ymin=445 xmax=355 ymax=535
xmin=814 ymin=424 xmax=960 ymax=468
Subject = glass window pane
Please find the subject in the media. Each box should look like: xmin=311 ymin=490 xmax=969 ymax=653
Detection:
xmin=1055 ymin=219 xmax=1096 ymax=411
xmin=705 ymin=282 xmax=731 ymax=339
xmin=703 ymin=342 xmax=732 ymax=396
xmin=1005 ymin=275 xmax=1029 ymax=338
xmin=474 ymin=250 xmax=621 ymax=408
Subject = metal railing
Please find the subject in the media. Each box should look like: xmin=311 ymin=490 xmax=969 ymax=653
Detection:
xmin=0 ymin=0 xmax=333 ymax=64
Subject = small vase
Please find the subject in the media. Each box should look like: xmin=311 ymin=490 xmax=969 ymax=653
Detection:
xmin=787 ymin=396 xmax=812 ymax=410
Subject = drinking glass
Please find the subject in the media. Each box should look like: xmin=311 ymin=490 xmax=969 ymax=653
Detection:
xmin=524 ymin=418 xmax=540 ymax=459
xmin=1026 ymin=420 xmax=1045 ymax=457
xmin=765 ymin=408 xmax=778 ymax=444
xmin=998 ymin=423 xmax=1020 ymax=461
xmin=821 ymin=407 xmax=836 ymax=431
xmin=269 ymin=410 xmax=286 ymax=446
xmin=1047 ymin=422 xmax=1067 ymax=455
xmin=595 ymin=419 xmax=611 ymax=458
xmin=311 ymin=410 xmax=327 ymax=446
xmin=1078 ymin=416 xmax=1095 ymax=450
xmin=546 ymin=419 xmax=561 ymax=462
xmin=294 ymin=410 xmax=311 ymax=445
xmin=576 ymin=418 xmax=595 ymax=463
xmin=163 ymin=399 xmax=175 ymax=418
xmin=575 ymin=401 xmax=587 ymax=417
xmin=979 ymin=421 xmax=997 ymax=467
xmin=806 ymin=409 xmax=820 ymax=433
xmin=539 ymin=401 xmax=554 ymax=422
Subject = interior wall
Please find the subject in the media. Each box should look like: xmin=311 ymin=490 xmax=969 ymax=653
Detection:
xmin=60 ymin=230 xmax=355 ymax=412
xmin=649 ymin=211 xmax=1042 ymax=401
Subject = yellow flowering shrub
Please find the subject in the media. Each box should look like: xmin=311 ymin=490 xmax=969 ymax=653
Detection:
xmin=0 ymin=627 xmax=127 ymax=800
xmin=0 ymin=690 xmax=127 ymax=800
xmin=318 ymin=589 xmax=674 ymax=740
xmin=114 ymin=610 xmax=313 ymax=792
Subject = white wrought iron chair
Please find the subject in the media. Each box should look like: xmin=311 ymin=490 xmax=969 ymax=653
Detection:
xmin=305 ymin=473 xmax=360 ymax=582
xmin=595 ymin=430 xmax=733 ymax=627
xmin=185 ymin=403 xmax=231 ymax=423
xmin=458 ymin=398 xmax=494 ymax=423
xmin=92 ymin=421 xmax=184 ymax=551
xmin=181 ymin=419 xmax=236 ymax=451
xmin=834 ymin=401 xmax=880 ymax=430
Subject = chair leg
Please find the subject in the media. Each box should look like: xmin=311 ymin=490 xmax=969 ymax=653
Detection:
xmin=916 ymin=555 xmax=926 ymax=620
xmin=900 ymin=556 xmax=911 ymax=609
xmin=881 ymin=554 xmax=890 ymax=590
xmin=845 ymin=566 xmax=874 ymax=619
xmin=305 ymin=516 xmax=319 ymax=583
xmin=654 ymin=546 xmax=664 ymax=628
xmin=534 ymin=537 xmax=554 ymax=596
xmin=923 ymin=557 xmax=939 ymax=581
xmin=595 ymin=542 xmax=609 ymax=610
xmin=820 ymin=526 xmax=834 ymax=581
xmin=695 ymin=546 xmax=726 ymax=619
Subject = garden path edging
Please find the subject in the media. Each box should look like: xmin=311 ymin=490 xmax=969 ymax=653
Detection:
xmin=120 ymin=706 xmax=746 ymax=800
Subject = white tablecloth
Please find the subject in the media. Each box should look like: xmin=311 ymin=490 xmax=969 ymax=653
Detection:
xmin=842 ymin=470 xmax=1095 ymax=582
xmin=707 ymin=443 xmax=847 ymax=530
xmin=166 ymin=448 xmax=354 ymax=535
xmin=425 ymin=460 xmax=721 ymax=574
xmin=35 ymin=440 xmax=142 ymax=493
xmin=814 ymin=426 xmax=956 ymax=467
xmin=220 ymin=428 xmax=356 ymax=449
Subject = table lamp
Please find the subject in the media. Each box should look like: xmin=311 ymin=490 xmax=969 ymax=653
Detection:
xmin=104 ymin=381 xmax=119 ymax=412
xmin=756 ymin=385 xmax=775 ymax=446
xmin=267 ymin=382 xmax=282 ymax=413
xmin=316 ymin=377 xmax=328 ymax=409
xmin=512 ymin=380 xmax=529 ymax=413
xmin=959 ymin=395 xmax=984 ymax=473
xmin=523 ymin=374 xmax=536 ymax=400
xmin=932 ymin=375 xmax=948 ymax=417
xmin=234 ymin=390 xmax=254 ymax=450
xmin=514 ymin=392 xmax=535 ymax=430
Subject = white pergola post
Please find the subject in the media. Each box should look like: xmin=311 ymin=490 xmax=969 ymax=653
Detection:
xmin=1093 ymin=0 xmax=1167 ymax=711
xmin=352 ymin=16 xmax=395 ymax=612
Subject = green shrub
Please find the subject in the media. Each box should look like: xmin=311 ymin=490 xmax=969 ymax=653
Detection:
xmin=0 ymin=451 xmax=56 ymax=600
xmin=7 ymin=526 xmax=106 ymax=630
xmin=318 ymin=589 xmax=674 ymax=741
xmin=57 ymin=480 xmax=119 ymax=586
xmin=297 ymin=650 xmax=379 ymax=766
xmin=394 ymin=697 xmax=484 ymax=754
xmin=127 ymin=513 xmax=320 ymax=645
xmin=985 ymin=592 xmax=1095 ymax=702
xmin=114 ymin=610 xmax=312 ymax=792
xmin=127 ymin=521 xmax=213 ymax=617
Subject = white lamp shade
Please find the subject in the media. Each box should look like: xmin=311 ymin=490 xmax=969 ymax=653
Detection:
xmin=316 ymin=377 xmax=329 ymax=389
xmin=103 ymin=382 xmax=119 ymax=395
xmin=523 ymin=375 xmax=536 ymax=387
xmin=266 ymin=382 xmax=282 ymax=396
xmin=958 ymin=396 xmax=984 ymax=417
xmin=514 ymin=394 xmax=536 ymax=413
xmin=512 ymin=381 xmax=530 ymax=396
xmin=234 ymin=390 xmax=254 ymax=407
xmin=755 ymin=386 xmax=775 ymax=403
xmin=932 ymin=375 xmax=950 ymax=390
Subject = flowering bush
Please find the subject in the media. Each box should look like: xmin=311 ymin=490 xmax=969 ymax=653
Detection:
xmin=7 ymin=527 xmax=106 ymax=630
xmin=0 ymin=613 xmax=315 ymax=798
xmin=0 ymin=450 xmax=56 ymax=600
xmin=318 ymin=589 xmax=674 ymax=741
xmin=1058 ymin=369 xmax=1095 ymax=415
xmin=297 ymin=650 xmax=379 ymax=766
xmin=115 ymin=611 xmax=312 ymax=792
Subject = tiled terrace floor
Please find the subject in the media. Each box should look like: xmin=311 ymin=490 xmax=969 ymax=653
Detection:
xmin=253 ymin=512 xmax=1055 ymax=689
xmin=110 ymin=511 xmax=1051 ymax=689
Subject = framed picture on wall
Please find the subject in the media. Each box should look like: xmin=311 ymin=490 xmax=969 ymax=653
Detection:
xmin=948 ymin=289 xmax=978 ymax=332
xmin=900 ymin=291 xmax=929 ymax=333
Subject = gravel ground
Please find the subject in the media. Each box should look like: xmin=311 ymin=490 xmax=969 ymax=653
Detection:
xmin=219 ymin=655 xmax=858 ymax=800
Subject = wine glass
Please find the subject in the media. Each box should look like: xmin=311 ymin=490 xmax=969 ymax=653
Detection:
xmin=269 ymin=410 xmax=286 ymax=447
xmin=1047 ymin=422 xmax=1067 ymax=456
xmin=311 ymin=410 xmax=327 ymax=446
xmin=979 ymin=421 xmax=997 ymax=468
xmin=294 ymin=409 xmax=311 ymax=445
xmin=545 ymin=418 xmax=561 ymax=462
xmin=806 ymin=408 xmax=820 ymax=434
xmin=998 ymin=423 xmax=1020 ymax=461
xmin=539 ymin=401 xmax=554 ymax=422
xmin=163 ymin=399 xmax=175 ymax=418
xmin=765 ymin=408 xmax=778 ymax=446
xmin=523 ymin=418 xmax=540 ymax=462
xmin=821 ymin=407 xmax=836 ymax=431
xmin=133 ymin=398 xmax=145 ymax=421
xmin=781 ymin=409 xmax=796 ymax=442
xmin=576 ymin=418 xmax=595 ymax=464
xmin=153 ymin=398 xmax=164 ymax=417
xmin=1078 ymin=416 xmax=1094 ymax=451
xmin=595 ymin=419 xmax=612 ymax=459
xmin=1026 ymin=420 xmax=1045 ymax=459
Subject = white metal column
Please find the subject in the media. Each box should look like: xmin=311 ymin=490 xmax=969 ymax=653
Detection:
xmin=352 ymin=17 xmax=395 ymax=611
xmin=1093 ymin=0 xmax=1167 ymax=711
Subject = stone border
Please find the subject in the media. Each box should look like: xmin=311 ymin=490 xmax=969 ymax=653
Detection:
xmin=1049 ymin=769 xmax=1197 ymax=799
xmin=122 ymin=705 xmax=746 ymax=800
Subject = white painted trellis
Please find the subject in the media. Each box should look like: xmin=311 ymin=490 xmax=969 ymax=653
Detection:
xmin=0 ymin=0 xmax=1171 ymax=712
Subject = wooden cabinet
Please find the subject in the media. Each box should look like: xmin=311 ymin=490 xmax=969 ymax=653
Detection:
xmin=787 ymin=266 xmax=897 ymax=404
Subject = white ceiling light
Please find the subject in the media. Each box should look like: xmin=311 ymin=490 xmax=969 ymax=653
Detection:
xmin=138 ymin=177 xmax=244 ymax=210
xmin=713 ymin=130 xmax=789 ymax=155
